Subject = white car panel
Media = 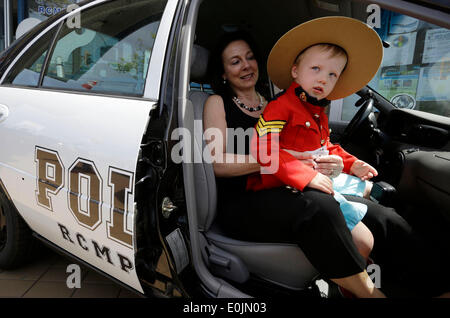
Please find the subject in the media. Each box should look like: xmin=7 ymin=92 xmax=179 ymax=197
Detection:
xmin=0 ymin=87 xmax=155 ymax=293
xmin=0 ymin=0 xmax=182 ymax=294
xmin=144 ymin=0 xmax=180 ymax=100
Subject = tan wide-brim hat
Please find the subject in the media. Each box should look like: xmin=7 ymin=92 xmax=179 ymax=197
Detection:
xmin=267 ymin=16 xmax=383 ymax=100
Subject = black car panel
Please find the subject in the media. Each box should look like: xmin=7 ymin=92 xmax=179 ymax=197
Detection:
xmin=386 ymin=109 xmax=450 ymax=149
xmin=398 ymin=150 xmax=450 ymax=221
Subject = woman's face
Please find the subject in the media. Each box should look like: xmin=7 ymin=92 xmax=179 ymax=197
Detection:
xmin=221 ymin=40 xmax=259 ymax=91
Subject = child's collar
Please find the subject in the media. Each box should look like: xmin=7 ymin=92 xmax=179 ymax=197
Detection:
xmin=294 ymin=84 xmax=331 ymax=108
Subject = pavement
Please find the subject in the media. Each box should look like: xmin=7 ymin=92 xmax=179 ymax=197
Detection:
xmin=0 ymin=245 xmax=141 ymax=298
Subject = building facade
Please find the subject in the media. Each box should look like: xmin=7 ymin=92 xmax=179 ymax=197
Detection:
xmin=1 ymin=0 xmax=80 ymax=52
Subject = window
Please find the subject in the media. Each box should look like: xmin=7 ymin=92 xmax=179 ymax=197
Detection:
xmin=42 ymin=0 xmax=167 ymax=96
xmin=2 ymin=28 xmax=56 ymax=86
xmin=340 ymin=7 xmax=450 ymax=120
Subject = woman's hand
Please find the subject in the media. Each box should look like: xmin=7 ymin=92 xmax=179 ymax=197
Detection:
xmin=282 ymin=149 xmax=318 ymax=169
xmin=314 ymin=155 xmax=344 ymax=178
xmin=306 ymin=172 xmax=334 ymax=195
xmin=350 ymin=160 xmax=378 ymax=181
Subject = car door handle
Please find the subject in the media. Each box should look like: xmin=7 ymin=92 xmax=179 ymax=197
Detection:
xmin=0 ymin=104 xmax=9 ymax=123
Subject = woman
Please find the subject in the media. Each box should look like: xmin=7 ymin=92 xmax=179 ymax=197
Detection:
xmin=202 ymin=31 xmax=448 ymax=298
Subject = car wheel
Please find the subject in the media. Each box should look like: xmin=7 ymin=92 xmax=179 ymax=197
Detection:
xmin=0 ymin=192 xmax=34 ymax=269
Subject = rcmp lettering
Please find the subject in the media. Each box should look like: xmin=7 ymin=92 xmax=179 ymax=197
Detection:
xmin=38 ymin=5 xmax=62 ymax=16
xmin=58 ymin=223 xmax=134 ymax=273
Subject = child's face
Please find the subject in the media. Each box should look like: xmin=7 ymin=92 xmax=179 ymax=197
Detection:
xmin=291 ymin=45 xmax=347 ymax=100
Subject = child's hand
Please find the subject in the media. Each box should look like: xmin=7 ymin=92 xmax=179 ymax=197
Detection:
xmin=350 ymin=160 xmax=378 ymax=181
xmin=306 ymin=172 xmax=334 ymax=195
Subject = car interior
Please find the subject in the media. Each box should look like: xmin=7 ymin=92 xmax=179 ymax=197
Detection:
xmin=181 ymin=0 xmax=450 ymax=297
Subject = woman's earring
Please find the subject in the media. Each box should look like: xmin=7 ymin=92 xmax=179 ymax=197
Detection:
xmin=223 ymin=78 xmax=227 ymax=84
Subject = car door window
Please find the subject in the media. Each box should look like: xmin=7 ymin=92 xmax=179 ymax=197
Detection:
xmin=2 ymin=28 xmax=56 ymax=86
xmin=42 ymin=0 xmax=167 ymax=96
xmin=340 ymin=7 xmax=450 ymax=120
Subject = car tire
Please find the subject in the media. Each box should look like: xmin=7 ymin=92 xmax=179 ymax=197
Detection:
xmin=0 ymin=191 xmax=34 ymax=269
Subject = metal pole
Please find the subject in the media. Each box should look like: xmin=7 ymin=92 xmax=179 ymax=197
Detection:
xmin=4 ymin=0 xmax=11 ymax=48
xmin=1 ymin=0 xmax=4 ymax=51
xmin=17 ymin=0 xmax=25 ymax=24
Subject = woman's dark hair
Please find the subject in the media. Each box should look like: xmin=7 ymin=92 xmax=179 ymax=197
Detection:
xmin=207 ymin=30 xmax=265 ymax=99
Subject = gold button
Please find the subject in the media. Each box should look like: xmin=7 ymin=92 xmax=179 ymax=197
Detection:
xmin=300 ymin=92 xmax=307 ymax=102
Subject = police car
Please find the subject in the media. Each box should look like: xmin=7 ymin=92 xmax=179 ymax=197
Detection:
xmin=0 ymin=0 xmax=449 ymax=298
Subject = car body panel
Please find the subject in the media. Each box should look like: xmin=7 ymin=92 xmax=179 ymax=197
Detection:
xmin=144 ymin=0 xmax=180 ymax=100
xmin=0 ymin=87 xmax=155 ymax=293
xmin=0 ymin=0 xmax=181 ymax=294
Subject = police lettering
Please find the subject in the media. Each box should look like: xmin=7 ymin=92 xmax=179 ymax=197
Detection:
xmin=35 ymin=146 xmax=134 ymax=248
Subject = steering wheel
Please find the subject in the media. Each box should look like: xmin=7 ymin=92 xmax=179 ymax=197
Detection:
xmin=339 ymin=97 xmax=374 ymax=146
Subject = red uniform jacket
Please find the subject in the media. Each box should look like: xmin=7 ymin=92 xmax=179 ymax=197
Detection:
xmin=247 ymin=82 xmax=358 ymax=191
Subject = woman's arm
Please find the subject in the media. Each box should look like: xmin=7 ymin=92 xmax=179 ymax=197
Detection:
xmin=203 ymin=95 xmax=260 ymax=177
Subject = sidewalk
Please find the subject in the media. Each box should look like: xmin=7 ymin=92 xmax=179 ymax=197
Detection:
xmin=0 ymin=246 xmax=141 ymax=298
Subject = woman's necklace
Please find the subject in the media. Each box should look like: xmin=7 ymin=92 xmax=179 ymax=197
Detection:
xmin=232 ymin=92 xmax=264 ymax=112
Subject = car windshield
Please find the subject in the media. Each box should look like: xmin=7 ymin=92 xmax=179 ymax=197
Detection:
xmin=341 ymin=4 xmax=450 ymax=119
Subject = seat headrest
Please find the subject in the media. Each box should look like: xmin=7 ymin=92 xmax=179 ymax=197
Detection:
xmin=190 ymin=44 xmax=210 ymax=83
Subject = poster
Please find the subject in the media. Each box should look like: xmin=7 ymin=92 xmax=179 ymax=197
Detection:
xmin=389 ymin=12 xmax=419 ymax=34
xmin=378 ymin=65 xmax=420 ymax=108
xmin=349 ymin=11 xmax=449 ymax=117
xmin=382 ymin=32 xmax=417 ymax=66
xmin=416 ymin=62 xmax=450 ymax=102
xmin=422 ymin=28 xmax=450 ymax=64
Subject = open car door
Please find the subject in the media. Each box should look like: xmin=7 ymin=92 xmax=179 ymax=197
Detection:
xmin=0 ymin=0 xmax=179 ymax=294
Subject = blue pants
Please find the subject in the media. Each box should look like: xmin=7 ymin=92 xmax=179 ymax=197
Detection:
xmin=333 ymin=173 xmax=368 ymax=231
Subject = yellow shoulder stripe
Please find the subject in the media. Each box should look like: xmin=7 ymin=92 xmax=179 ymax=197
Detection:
xmin=258 ymin=116 xmax=286 ymax=127
xmin=256 ymin=115 xmax=286 ymax=137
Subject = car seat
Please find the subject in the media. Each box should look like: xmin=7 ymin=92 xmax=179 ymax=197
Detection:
xmin=188 ymin=45 xmax=319 ymax=290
